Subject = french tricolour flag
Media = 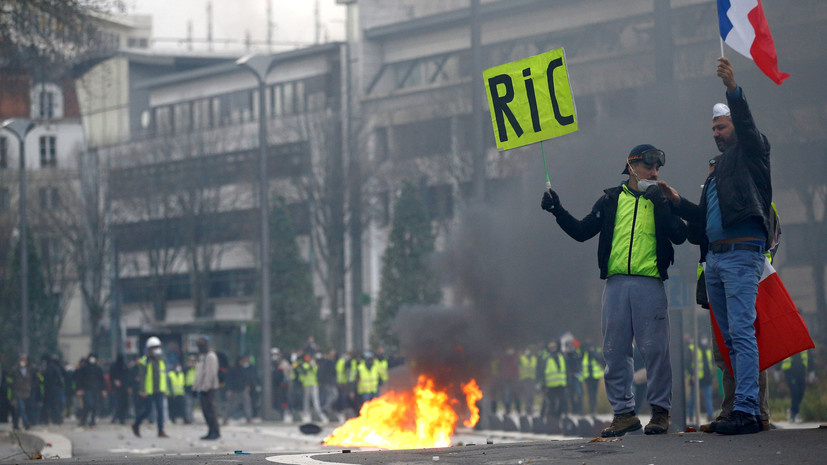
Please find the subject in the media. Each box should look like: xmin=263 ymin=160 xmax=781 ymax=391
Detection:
xmin=711 ymin=257 xmax=814 ymax=374
xmin=717 ymin=0 xmax=789 ymax=85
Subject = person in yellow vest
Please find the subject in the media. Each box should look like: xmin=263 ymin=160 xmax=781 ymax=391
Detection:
xmin=781 ymin=350 xmax=809 ymax=422
xmin=580 ymin=342 xmax=605 ymax=415
xmin=542 ymin=341 xmax=567 ymax=419
xmin=183 ymin=355 xmax=196 ymax=424
xmin=355 ymin=351 xmax=380 ymax=410
xmin=541 ymin=144 xmax=686 ymax=437
xmin=517 ymin=346 xmax=537 ymax=415
xmin=296 ymin=354 xmax=323 ymax=420
xmin=687 ymin=338 xmax=715 ymax=423
xmin=167 ymin=363 xmax=186 ymax=424
xmin=335 ymin=351 xmax=355 ymax=412
xmin=375 ymin=347 xmax=389 ymax=392
xmin=131 ymin=336 xmax=169 ymax=438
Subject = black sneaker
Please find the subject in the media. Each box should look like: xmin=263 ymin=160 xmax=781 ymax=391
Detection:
xmin=644 ymin=405 xmax=670 ymax=435
xmin=716 ymin=410 xmax=760 ymax=435
xmin=601 ymin=412 xmax=642 ymax=437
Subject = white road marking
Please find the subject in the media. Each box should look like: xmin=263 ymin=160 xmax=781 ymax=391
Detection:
xmin=108 ymin=447 xmax=166 ymax=454
xmin=266 ymin=451 xmax=354 ymax=465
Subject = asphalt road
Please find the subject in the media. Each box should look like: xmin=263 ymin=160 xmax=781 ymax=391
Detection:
xmin=5 ymin=421 xmax=824 ymax=465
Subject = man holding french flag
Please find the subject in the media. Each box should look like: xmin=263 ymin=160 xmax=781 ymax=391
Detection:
xmin=659 ymin=56 xmax=773 ymax=435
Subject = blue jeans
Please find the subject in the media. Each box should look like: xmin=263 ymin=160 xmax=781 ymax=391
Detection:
xmin=705 ymin=248 xmax=764 ymax=415
xmin=134 ymin=393 xmax=165 ymax=433
xmin=688 ymin=383 xmax=715 ymax=420
xmin=602 ymin=275 xmax=672 ymax=414
xmin=12 ymin=397 xmax=30 ymax=429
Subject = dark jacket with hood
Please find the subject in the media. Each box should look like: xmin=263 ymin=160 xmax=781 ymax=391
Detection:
xmin=674 ymin=87 xmax=772 ymax=238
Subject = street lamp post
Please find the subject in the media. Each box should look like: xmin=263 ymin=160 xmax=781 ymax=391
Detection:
xmin=236 ymin=54 xmax=276 ymax=421
xmin=2 ymin=118 xmax=35 ymax=356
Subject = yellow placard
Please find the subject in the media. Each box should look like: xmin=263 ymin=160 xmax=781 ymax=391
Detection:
xmin=483 ymin=47 xmax=578 ymax=151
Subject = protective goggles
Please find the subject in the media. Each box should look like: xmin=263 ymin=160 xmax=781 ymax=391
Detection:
xmin=627 ymin=149 xmax=665 ymax=167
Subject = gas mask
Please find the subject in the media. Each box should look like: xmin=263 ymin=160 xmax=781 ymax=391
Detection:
xmin=627 ymin=161 xmax=659 ymax=192
xmin=637 ymin=179 xmax=658 ymax=191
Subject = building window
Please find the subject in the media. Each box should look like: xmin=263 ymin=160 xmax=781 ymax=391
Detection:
xmin=155 ymin=106 xmax=172 ymax=134
xmin=374 ymin=127 xmax=388 ymax=163
xmin=283 ymin=83 xmax=294 ymax=115
xmin=0 ymin=136 xmax=7 ymax=168
xmin=174 ymin=102 xmax=191 ymax=133
xmin=193 ymin=99 xmax=210 ymax=129
xmin=395 ymin=118 xmax=451 ymax=159
xmin=270 ymin=86 xmax=284 ymax=116
xmin=39 ymin=136 xmax=57 ymax=167
xmin=0 ymin=188 xmax=9 ymax=213
xmin=39 ymin=90 xmax=54 ymax=119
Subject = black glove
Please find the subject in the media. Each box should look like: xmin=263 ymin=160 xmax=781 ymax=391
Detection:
xmin=643 ymin=184 xmax=668 ymax=208
xmin=541 ymin=189 xmax=561 ymax=212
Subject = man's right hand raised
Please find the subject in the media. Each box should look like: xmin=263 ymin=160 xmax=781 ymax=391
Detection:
xmin=657 ymin=180 xmax=681 ymax=206
xmin=541 ymin=189 xmax=561 ymax=212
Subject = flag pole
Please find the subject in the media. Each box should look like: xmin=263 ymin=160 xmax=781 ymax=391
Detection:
xmin=541 ymin=141 xmax=551 ymax=190
xmin=719 ymin=36 xmax=725 ymax=57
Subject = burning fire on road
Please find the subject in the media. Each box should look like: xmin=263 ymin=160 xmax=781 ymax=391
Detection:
xmin=323 ymin=375 xmax=482 ymax=449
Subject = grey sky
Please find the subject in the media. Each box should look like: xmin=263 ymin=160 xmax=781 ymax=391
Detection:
xmin=127 ymin=0 xmax=345 ymax=51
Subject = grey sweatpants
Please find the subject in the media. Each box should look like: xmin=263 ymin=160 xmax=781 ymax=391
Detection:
xmin=602 ymin=275 xmax=672 ymax=414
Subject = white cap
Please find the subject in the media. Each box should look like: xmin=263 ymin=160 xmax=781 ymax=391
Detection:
xmin=713 ymin=103 xmax=730 ymax=119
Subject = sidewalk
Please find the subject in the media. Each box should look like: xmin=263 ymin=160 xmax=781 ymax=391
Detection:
xmin=0 ymin=426 xmax=46 ymax=461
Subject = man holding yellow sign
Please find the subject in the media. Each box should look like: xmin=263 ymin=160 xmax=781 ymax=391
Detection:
xmin=483 ymin=48 xmax=685 ymax=437
xmin=540 ymin=145 xmax=686 ymax=437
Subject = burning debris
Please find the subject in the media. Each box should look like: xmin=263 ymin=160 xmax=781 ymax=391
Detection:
xmin=323 ymin=376 xmax=482 ymax=449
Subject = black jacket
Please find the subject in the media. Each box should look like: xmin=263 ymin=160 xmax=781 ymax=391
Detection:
xmin=550 ymin=183 xmax=687 ymax=280
xmin=674 ymin=87 xmax=772 ymax=238
xmin=75 ymin=363 xmax=106 ymax=392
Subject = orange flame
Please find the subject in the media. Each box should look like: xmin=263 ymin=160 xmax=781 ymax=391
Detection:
xmin=461 ymin=379 xmax=482 ymax=427
xmin=323 ymin=375 xmax=482 ymax=449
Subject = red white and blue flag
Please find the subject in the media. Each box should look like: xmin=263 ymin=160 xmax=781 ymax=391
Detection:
xmin=717 ymin=0 xmax=789 ymax=85
xmin=711 ymin=257 xmax=814 ymax=374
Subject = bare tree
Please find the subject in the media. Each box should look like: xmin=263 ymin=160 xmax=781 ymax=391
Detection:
xmin=0 ymin=0 xmax=122 ymax=74
xmin=109 ymin=137 xmax=183 ymax=324
xmin=295 ymin=110 xmax=346 ymax=345
xmin=28 ymin=169 xmax=81 ymax=336
xmin=172 ymin=131 xmax=250 ymax=318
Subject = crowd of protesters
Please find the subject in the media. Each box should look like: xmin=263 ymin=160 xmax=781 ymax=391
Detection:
xmin=0 ymin=335 xmax=405 ymax=430
xmin=482 ymin=331 xmax=817 ymax=430
xmin=1 ymin=330 xmax=814 ymax=432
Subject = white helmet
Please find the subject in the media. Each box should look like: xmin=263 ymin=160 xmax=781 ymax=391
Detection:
xmin=146 ymin=336 xmax=162 ymax=349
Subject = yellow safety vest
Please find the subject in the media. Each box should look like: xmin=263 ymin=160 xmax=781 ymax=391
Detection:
xmin=689 ymin=344 xmax=714 ymax=380
xmin=781 ymin=352 xmax=808 ymax=371
xmin=139 ymin=357 xmax=168 ymax=395
xmin=607 ymin=185 xmax=660 ymax=278
xmin=519 ymin=354 xmax=537 ymax=380
xmin=544 ymin=354 xmax=567 ymax=388
xmin=185 ymin=367 xmax=196 ymax=387
xmin=356 ymin=362 xmax=380 ymax=394
xmin=581 ymin=351 xmax=604 ymax=380
xmin=377 ymin=358 xmax=389 ymax=383
xmin=168 ymin=371 xmax=186 ymax=396
xmin=298 ymin=362 xmax=318 ymax=387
